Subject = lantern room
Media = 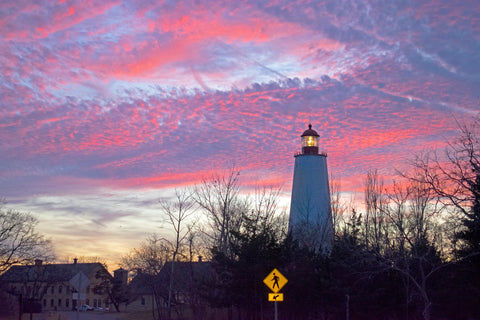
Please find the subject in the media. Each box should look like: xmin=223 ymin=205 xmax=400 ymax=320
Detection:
xmin=301 ymin=124 xmax=319 ymax=155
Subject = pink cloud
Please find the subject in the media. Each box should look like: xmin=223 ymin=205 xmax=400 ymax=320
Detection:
xmin=80 ymin=7 xmax=309 ymax=79
xmin=0 ymin=1 xmax=477 ymax=196
xmin=1 ymin=1 xmax=120 ymax=40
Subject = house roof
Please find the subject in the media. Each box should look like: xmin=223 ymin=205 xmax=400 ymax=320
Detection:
xmin=129 ymin=261 xmax=213 ymax=298
xmin=158 ymin=261 xmax=213 ymax=299
xmin=158 ymin=261 xmax=212 ymax=282
xmin=129 ymin=272 xmax=156 ymax=295
xmin=0 ymin=262 xmax=105 ymax=283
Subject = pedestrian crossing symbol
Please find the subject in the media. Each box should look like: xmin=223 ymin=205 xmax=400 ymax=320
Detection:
xmin=263 ymin=268 xmax=288 ymax=293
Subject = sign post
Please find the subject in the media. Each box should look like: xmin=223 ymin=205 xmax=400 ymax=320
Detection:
xmin=263 ymin=268 xmax=288 ymax=320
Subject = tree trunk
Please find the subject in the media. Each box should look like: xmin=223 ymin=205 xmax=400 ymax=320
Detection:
xmin=167 ymin=252 xmax=177 ymax=320
xmin=422 ymin=300 xmax=431 ymax=320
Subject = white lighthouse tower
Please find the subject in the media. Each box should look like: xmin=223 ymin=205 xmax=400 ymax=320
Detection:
xmin=289 ymin=124 xmax=333 ymax=254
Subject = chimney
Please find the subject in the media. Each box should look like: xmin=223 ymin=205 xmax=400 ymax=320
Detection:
xmin=114 ymin=268 xmax=129 ymax=285
xmin=198 ymin=255 xmax=202 ymax=263
xmin=73 ymin=258 xmax=78 ymax=265
xmin=35 ymin=259 xmax=43 ymax=266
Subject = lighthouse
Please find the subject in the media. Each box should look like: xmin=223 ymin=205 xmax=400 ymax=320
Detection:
xmin=288 ymin=124 xmax=333 ymax=254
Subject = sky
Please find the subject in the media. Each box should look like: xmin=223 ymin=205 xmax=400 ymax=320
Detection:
xmin=1 ymin=0 xmax=479 ymax=267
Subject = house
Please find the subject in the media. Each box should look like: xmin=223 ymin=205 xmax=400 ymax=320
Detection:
xmin=127 ymin=271 xmax=158 ymax=312
xmin=127 ymin=258 xmax=213 ymax=317
xmin=0 ymin=259 xmax=111 ymax=312
xmin=156 ymin=259 xmax=213 ymax=307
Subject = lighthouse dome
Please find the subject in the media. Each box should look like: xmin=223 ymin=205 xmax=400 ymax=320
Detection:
xmin=301 ymin=124 xmax=319 ymax=137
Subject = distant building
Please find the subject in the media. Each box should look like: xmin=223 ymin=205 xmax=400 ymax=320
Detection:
xmin=156 ymin=259 xmax=212 ymax=307
xmin=289 ymin=124 xmax=334 ymax=253
xmin=0 ymin=259 xmax=110 ymax=312
xmin=127 ymin=271 xmax=157 ymax=312
xmin=127 ymin=258 xmax=213 ymax=318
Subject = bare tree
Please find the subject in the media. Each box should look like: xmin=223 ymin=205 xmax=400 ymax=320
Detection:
xmin=122 ymin=234 xmax=172 ymax=277
xmin=243 ymin=184 xmax=287 ymax=238
xmin=193 ymin=168 xmax=245 ymax=259
xmin=391 ymin=117 xmax=480 ymax=319
xmin=358 ymin=171 xmax=448 ymax=320
xmin=0 ymin=203 xmax=54 ymax=274
xmin=363 ymin=169 xmax=388 ymax=252
xmin=122 ymin=234 xmax=173 ymax=320
xmin=159 ymin=188 xmax=196 ymax=320
xmin=330 ymin=175 xmax=343 ymax=233
xmin=407 ymin=116 xmax=480 ymax=257
xmin=383 ymin=179 xmax=445 ymax=320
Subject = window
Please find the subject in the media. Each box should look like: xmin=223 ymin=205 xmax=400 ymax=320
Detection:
xmin=98 ymin=299 xmax=101 ymax=307
xmin=50 ymin=299 xmax=54 ymax=307
xmin=86 ymin=286 xmax=90 ymax=293
xmin=86 ymin=299 xmax=90 ymax=306
xmin=51 ymin=286 xmax=54 ymax=294
xmin=59 ymin=285 xmax=62 ymax=294
xmin=94 ymin=299 xmax=97 ymax=308
xmin=43 ymin=300 xmax=46 ymax=307
xmin=141 ymin=297 xmax=145 ymax=305
xmin=66 ymin=299 xmax=69 ymax=307
xmin=302 ymin=135 xmax=318 ymax=148
xmin=58 ymin=299 xmax=62 ymax=307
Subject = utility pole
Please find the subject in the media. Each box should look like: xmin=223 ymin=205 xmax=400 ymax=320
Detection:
xmin=18 ymin=294 xmax=22 ymax=320
xmin=274 ymin=301 xmax=278 ymax=320
xmin=346 ymin=294 xmax=350 ymax=320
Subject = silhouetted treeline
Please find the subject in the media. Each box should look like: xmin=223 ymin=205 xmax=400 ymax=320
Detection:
xmin=205 ymin=215 xmax=479 ymax=320
xmin=201 ymin=117 xmax=480 ymax=320
xmin=119 ymin=117 xmax=479 ymax=320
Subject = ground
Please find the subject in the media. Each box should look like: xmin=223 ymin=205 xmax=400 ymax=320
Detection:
xmin=5 ymin=311 xmax=153 ymax=320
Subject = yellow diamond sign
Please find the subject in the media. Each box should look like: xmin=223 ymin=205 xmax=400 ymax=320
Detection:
xmin=263 ymin=268 xmax=288 ymax=293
